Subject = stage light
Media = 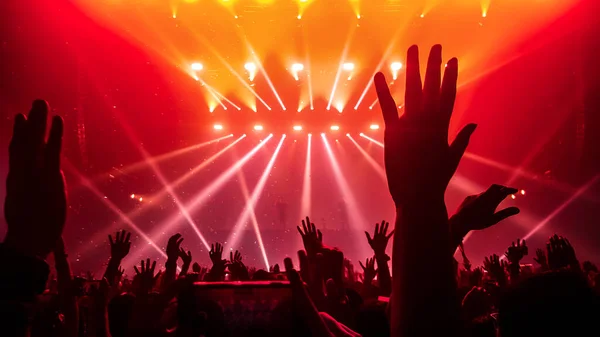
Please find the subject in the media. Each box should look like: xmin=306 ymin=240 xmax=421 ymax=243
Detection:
xmin=360 ymin=133 xmax=384 ymax=147
xmin=300 ymin=131 xmax=312 ymax=217
xmin=346 ymin=133 xmax=350 ymax=137
xmin=213 ymin=124 xmax=224 ymax=130
xmin=348 ymin=134 xmax=387 ymax=181
xmin=357 ymin=14 xmax=361 ymax=19
xmin=342 ymin=62 xmax=355 ymax=71
xmin=291 ymin=63 xmax=304 ymax=72
xmin=359 ymin=133 xmax=364 ymax=136
xmin=191 ymin=62 xmax=203 ymax=71
xmin=521 ymin=189 xmax=526 ymax=195
xmin=293 ymin=125 xmax=303 ymax=131
xmin=420 ymin=13 xmax=425 ymax=18
xmin=139 ymin=197 xmax=143 ymax=202
xmin=335 ymin=102 xmax=344 ymax=113
xmin=245 ymin=62 xmax=257 ymax=81
xmin=390 ymin=62 xmax=403 ymax=71
xmin=370 ymin=124 xmax=380 ymax=130
xmin=254 ymin=124 xmax=264 ymax=131
xmin=511 ymin=194 xmax=516 ymax=199
xmin=321 ymin=132 xmax=325 ymax=136
xmin=330 ymin=125 xmax=340 ymax=131
xmin=297 ymin=15 xmax=301 ymax=19
xmin=130 ymin=194 xmax=135 ymax=199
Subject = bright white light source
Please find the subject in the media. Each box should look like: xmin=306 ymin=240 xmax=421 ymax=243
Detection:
xmin=130 ymin=194 xmax=135 ymax=199
xmin=330 ymin=125 xmax=340 ymax=131
xmin=191 ymin=62 xmax=203 ymax=71
xmin=245 ymin=62 xmax=256 ymax=72
xmin=335 ymin=102 xmax=344 ymax=113
xmin=342 ymin=62 xmax=355 ymax=71
xmin=213 ymin=124 xmax=224 ymax=130
xmin=291 ymin=63 xmax=304 ymax=72
xmin=391 ymin=62 xmax=403 ymax=71
xmin=370 ymin=124 xmax=380 ymax=130
xmin=293 ymin=125 xmax=303 ymax=131
xmin=254 ymin=125 xmax=264 ymax=131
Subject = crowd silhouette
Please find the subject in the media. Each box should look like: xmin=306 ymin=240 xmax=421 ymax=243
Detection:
xmin=1 ymin=45 xmax=598 ymax=337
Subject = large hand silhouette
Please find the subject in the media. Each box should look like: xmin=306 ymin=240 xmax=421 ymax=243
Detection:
xmin=4 ymin=100 xmax=66 ymax=258
xmin=374 ymin=45 xmax=476 ymax=206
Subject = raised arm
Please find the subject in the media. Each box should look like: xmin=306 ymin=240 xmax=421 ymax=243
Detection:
xmin=375 ymin=45 xmax=476 ymax=337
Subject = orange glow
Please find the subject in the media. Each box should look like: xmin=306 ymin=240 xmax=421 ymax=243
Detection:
xmin=254 ymin=124 xmax=264 ymax=131
xmin=214 ymin=124 xmax=224 ymax=130
xmin=330 ymin=125 xmax=340 ymax=131
xmin=369 ymin=124 xmax=380 ymax=130
xmin=293 ymin=125 xmax=303 ymax=131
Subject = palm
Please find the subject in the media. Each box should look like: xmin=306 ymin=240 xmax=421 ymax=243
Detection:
xmin=4 ymin=100 xmax=66 ymax=258
xmin=375 ymin=45 xmax=476 ymax=206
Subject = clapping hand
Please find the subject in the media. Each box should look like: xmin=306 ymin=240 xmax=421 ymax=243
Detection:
xmin=365 ymin=220 xmax=394 ymax=257
xmin=4 ymin=100 xmax=66 ymax=258
xmin=297 ymin=216 xmax=324 ymax=257
xmin=109 ymin=230 xmax=131 ymax=261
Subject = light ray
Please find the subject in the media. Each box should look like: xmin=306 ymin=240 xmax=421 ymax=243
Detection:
xmin=359 ymin=133 xmax=384 ymax=148
xmin=79 ymin=135 xmax=245 ymax=256
xmin=347 ymin=134 xmax=386 ymax=180
xmin=225 ymin=135 xmax=287 ymax=268
xmin=194 ymin=76 xmax=228 ymax=111
xmin=326 ymin=28 xmax=355 ymax=110
xmin=321 ymin=134 xmax=370 ymax=257
xmin=246 ymin=43 xmax=286 ymax=110
xmin=124 ymin=135 xmax=273 ymax=267
xmin=300 ymin=134 xmax=312 ymax=217
xmin=65 ymin=162 xmax=167 ymax=259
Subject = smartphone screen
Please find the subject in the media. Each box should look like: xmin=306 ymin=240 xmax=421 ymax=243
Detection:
xmin=193 ymin=281 xmax=294 ymax=336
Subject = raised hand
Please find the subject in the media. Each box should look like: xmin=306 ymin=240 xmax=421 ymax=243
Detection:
xmin=505 ymin=239 xmax=528 ymax=264
xmin=297 ymin=216 xmax=323 ymax=257
xmin=547 ymin=235 xmax=579 ymax=270
xmin=374 ymin=45 xmax=477 ymax=206
xmin=166 ymin=233 xmax=183 ymax=262
xmin=450 ymin=185 xmax=520 ymax=239
xmin=459 ymin=243 xmax=472 ymax=271
xmin=209 ymin=242 xmax=225 ymax=265
xmin=108 ymin=230 xmax=131 ymax=260
xmin=133 ymin=258 xmax=160 ymax=295
xmin=179 ymin=248 xmax=192 ymax=266
xmin=4 ymin=100 xmax=66 ymax=258
xmin=227 ymin=250 xmax=248 ymax=280
xmin=365 ymin=220 xmax=394 ymax=257
xmin=483 ymin=254 xmax=507 ymax=284
xmin=533 ymin=248 xmax=548 ymax=270
xmin=359 ymin=257 xmax=378 ymax=285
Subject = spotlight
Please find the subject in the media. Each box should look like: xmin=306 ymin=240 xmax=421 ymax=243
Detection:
xmin=291 ymin=63 xmax=304 ymax=72
xmin=342 ymin=62 xmax=355 ymax=71
xmin=213 ymin=124 xmax=224 ymax=130
xmin=293 ymin=125 xmax=303 ymax=131
xmin=330 ymin=125 xmax=340 ymax=131
xmin=520 ymin=189 xmax=526 ymax=195
xmin=511 ymin=194 xmax=516 ymax=199
xmin=346 ymin=133 xmax=350 ymax=137
xmin=244 ymin=62 xmax=257 ymax=72
xmin=359 ymin=132 xmax=364 ymax=136
xmin=420 ymin=13 xmax=425 ymax=18
xmin=130 ymin=194 xmax=135 ymax=199
xmin=139 ymin=197 xmax=143 ymax=202
xmin=335 ymin=102 xmax=344 ymax=113
xmin=297 ymin=15 xmax=301 ymax=19
xmin=357 ymin=14 xmax=361 ymax=19
xmin=390 ymin=62 xmax=403 ymax=71
xmin=321 ymin=132 xmax=325 ymax=136
xmin=191 ymin=62 xmax=203 ymax=71
xmin=308 ymin=133 xmax=312 ymax=137
xmin=369 ymin=124 xmax=380 ymax=130
xmin=254 ymin=125 xmax=264 ymax=131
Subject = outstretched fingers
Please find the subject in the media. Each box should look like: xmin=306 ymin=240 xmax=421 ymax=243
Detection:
xmin=405 ymin=45 xmax=423 ymax=116
xmin=374 ymin=72 xmax=398 ymax=126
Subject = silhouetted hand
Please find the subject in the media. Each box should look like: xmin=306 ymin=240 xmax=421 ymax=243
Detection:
xmin=505 ymin=239 xmax=528 ymax=264
xmin=133 ymin=258 xmax=160 ymax=295
xmin=483 ymin=254 xmax=507 ymax=283
xmin=450 ymin=185 xmax=520 ymax=239
xmin=534 ymin=248 xmax=548 ymax=270
xmin=192 ymin=262 xmax=201 ymax=273
xmin=227 ymin=250 xmax=248 ymax=280
xmin=359 ymin=257 xmax=378 ymax=285
xmin=166 ymin=233 xmax=183 ymax=262
xmin=365 ymin=220 xmax=394 ymax=257
xmin=547 ymin=235 xmax=579 ymax=270
xmin=209 ymin=242 xmax=225 ymax=265
xmin=297 ymin=216 xmax=323 ymax=257
xmin=179 ymin=248 xmax=192 ymax=266
xmin=459 ymin=243 xmax=471 ymax=271
xmin=375 ymin=45 xmax=477 ymax=206
xmin=108 ymin=230 xmax=131 ymax=260
xmin=4 ymin=100 xmax=66 ymax=258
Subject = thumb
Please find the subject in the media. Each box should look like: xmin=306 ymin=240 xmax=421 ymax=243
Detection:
xmin=449 ymin=123 xmax=477 ymax=173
